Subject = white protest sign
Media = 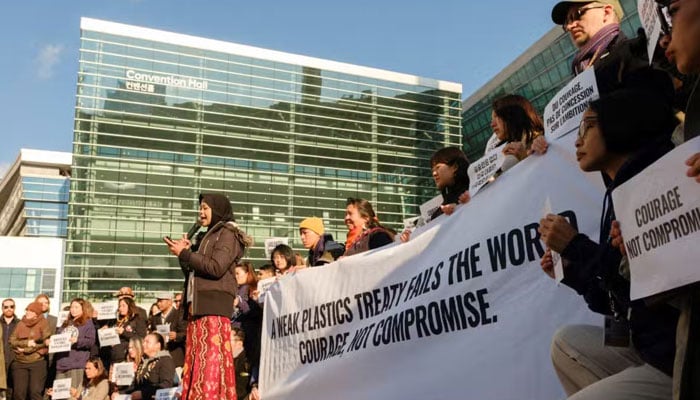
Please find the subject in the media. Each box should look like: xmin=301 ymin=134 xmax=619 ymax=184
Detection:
xmin=260 ymin=136 xmax=604 ymax=400
xmin=98 ymin=328 xmax=121 ymax=347
xmin=51 ymin=378 xmax=72 ymax=400
xmin=112 ymin=395 xmax=131 ymax=400
xmin=48 ymin=333 xmax=72 ymax=354
xmin=638 ymin=0 xmax=662 ymax=65
xmin=256 ymin=277 xmax=277 ymax=304
xmin=419 ymin=194 xmax=443 ymax=223
xmin=113 ymin=362 xmax=135 ymax=386
xmin=264 ymin=237 xmax=289 ymax=259
xmin=95 ymin=301 xmax=118 ymax=320
xmin=155 ymin=387 xmax=179 ymax=400
xmin=56 ymin=311 xmax=69 ymax=328
xmin=612 ymin=137 xmax=700 ymax=300
xmin=156 ymin=324 xmax=170 ymax=343
xmin=544 ymin=67 xmax=599 ymax=139
xmin=468 ymin=144 xmax=506 ymax=194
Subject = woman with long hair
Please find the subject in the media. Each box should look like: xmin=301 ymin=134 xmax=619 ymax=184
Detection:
xmin=102 ymin=297 xmax=146 ymax=365
xmin=343 ymin=197 xmax=395 ymax=257
xmin=232 ymin=262 xmax=263 ymax=380
xmin=488 ymin=94 xmax=544 ymax=161
xmin=164 ymin=193 xmax=253 ymax=400
xmin=54 ymin=298 xmax=96 ymax=394
xmin=75 ymin=357 xmax=109 ymax=400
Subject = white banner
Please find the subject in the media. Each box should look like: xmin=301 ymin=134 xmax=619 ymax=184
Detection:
xmin=155 ymin=388 xmax=179 ymax=400
xmin=638 ymin=0 xmax=662 ymax=65
xmin=544 ymin=67 xmax=599 ymax=139
xmin=260 ymin=133 xmax=604 ymax=399
xmin=48 ymin=333 xmax=72 ymax=354
xmin=612 ymin=137 xmax=700 ymax=300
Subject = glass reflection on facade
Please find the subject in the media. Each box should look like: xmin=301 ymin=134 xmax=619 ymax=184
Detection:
xmin=461 ymin=0 xmax=641 ymax=160
xmin=65 ymin=18 xmax=462 ymax=301
xmin=23 ymin=177 xmax=70 ymax=237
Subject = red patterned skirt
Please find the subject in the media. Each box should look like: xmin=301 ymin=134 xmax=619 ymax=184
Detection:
xmin=181 ymin=315 xmax=237 ymax=400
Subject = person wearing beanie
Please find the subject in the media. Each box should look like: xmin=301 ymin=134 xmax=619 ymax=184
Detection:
xmin=538 ymin=82 xmax=680 ymax=399
xmin=299 ymin=217 xmax=344 ymax=267
xmin=9 ymin=302 xmax=51 ymax=400
xmin=164 ymin=193 xmax=253 ymax=400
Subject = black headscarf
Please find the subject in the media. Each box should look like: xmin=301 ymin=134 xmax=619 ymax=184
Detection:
xmin=199 ymin=193 xmax=234 ymax=228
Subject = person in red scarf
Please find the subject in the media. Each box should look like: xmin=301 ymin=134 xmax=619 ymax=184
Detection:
xmin=9 ymin=302 xmax=51 ymax=400
xmin=343 ymin=198 xmax=395 ymax=257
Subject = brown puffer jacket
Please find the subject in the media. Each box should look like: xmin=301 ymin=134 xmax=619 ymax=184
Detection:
xmin=179 ymin=221 xmax=246 ymax=319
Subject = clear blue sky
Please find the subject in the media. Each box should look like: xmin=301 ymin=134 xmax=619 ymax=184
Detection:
xmin=0 ymin=0 xmax=559 ymax=176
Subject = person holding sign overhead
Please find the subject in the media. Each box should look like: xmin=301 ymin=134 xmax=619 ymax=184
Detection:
xmin=164 ymin=193 xmax=253 ymax=400
xmin=538 ymin=72 xmax=681 ymax=399
xmin=54 ymin=299 xmax=96 ymax=397
xmin=9 ymin=302 xmax=51 ymax=400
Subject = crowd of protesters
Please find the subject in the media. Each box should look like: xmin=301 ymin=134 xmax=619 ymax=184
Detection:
xmin=0 ymin=1 xmax=698 ymax=399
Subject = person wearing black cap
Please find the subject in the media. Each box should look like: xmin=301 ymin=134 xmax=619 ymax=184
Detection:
xmin=538 ymin=73 xmax=680 ymax=399
xmin=164 ymin=193 xmax=252 ymax=400
xmin=551 ymin=0 xmax=648 ymax=94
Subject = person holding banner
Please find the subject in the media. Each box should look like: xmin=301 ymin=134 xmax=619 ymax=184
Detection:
xmin=54 ymin=299 xmax=96 ymax=396
xmin=298 ymin=217 xmax=344 ymax=266
xmin=343 ymin=198 xmax=395 ymax=256
xmin=164 ymin=193 xmax=253 ymax=400
xmin=400 ymin=147 xmax=471 ymax=242
xmin=539 ymin=82 xmax=681 ymax=399
xmin=490 ymin=95 xmax=544 ymax=161
xmin=270 ymin=244 xmax=296 ymax=275
xmin=9 ymin=302 xmax=51 ymax=400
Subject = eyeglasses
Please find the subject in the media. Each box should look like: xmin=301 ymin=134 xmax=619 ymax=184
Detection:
xmin=562 ymin=5 xmax=605 ymax=31
xmin=2 ymin=305 xmax=14 ymax=309
xmin=657 ymin=4 xmax=673 ymax=36
xmin=174 ymin=299 xmax=182 ymax=304
xmin=578 ymin=117 xmax=598 ymax=140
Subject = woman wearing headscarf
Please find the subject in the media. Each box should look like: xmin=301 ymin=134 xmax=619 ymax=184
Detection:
xmin=9 ymin=302 xmax=51 ymax=400
xmin=164 ymin=193 xmax=252 ymax=400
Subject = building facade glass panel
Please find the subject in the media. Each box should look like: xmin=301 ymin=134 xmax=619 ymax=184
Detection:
xmin=65 ymin=18 xmax=461 ymax=301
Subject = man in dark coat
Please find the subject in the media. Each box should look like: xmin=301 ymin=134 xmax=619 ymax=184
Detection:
xmin=149 ymin=292 xmax=186 ymax=368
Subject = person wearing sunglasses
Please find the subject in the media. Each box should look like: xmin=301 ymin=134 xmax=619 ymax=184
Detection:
xmin=1 ymin=299 xmax=18 ymax=397
xmin=550 ymin=1 xmax=649 ymax=94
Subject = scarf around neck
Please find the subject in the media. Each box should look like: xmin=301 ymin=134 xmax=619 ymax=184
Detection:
xmin=572 ymin=23 xmax=621 ymax=75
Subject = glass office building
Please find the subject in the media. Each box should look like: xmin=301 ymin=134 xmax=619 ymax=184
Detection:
xmin=65 ymin=18 xmax=462 ymax=301
xmin=461 ymin=0 xmax=641 ymax=160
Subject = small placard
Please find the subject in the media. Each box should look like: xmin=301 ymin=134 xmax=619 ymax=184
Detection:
xmin=49 ymin=333 xmax=72 ymax=354
xmin=544 ymin=68 xmax=599 ymax=140
xmin=56 ymin=311 xmax=70 ymax=328
xmin=98 ymin=328 xmax=121 ymax=347
xmin=155 ymin=387 xmax=179 ymax=400
xmin=264 ymin=237 xmax=290 ymax=259
xmin=95 ymin=301 xmax=118 ymax=320
xmin=113 ymin=362 xmax=135 ymax=386
xmin=51 ymin=378 xmax=72 ymax=400
xmin=156 ymin=323 xmax=170 ymax=343
xmin=419 ymin=194 xmax=443 ymax=223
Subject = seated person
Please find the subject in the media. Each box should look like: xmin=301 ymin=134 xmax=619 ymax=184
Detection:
xmin=114 ymin=333 xmax=174 ymax=400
